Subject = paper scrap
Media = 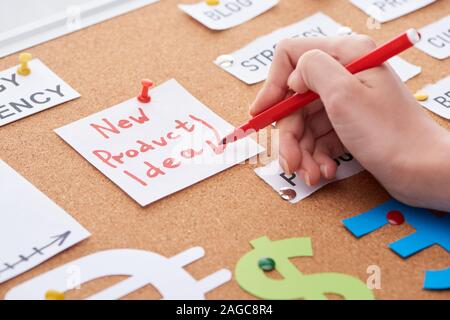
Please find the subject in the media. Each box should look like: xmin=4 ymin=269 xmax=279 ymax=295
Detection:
xmin=214 ymin=12 xmax=420 ymax=85
xmin=55 ymin=79 xmax=263 ymax=206
xmin=179 ymin=0 xmax=278 ymax=30
xmin=424 ymin=267 xmax=450 ymax=290
xmin=5 ymin=247 xmax=231 ymax=300
xmin=387 ymin=56 xmax=421 ymax=82
xmin=254 ymin=154 xmax=364 ymax=204
xmin=418 ymin=75 xmax=450 ymax=119
xmin=415 ymin=14 xmax=450 ymax=60
xmin=0 ymin=159 xmax=90 ymax=284
xmin=342 ymin=199 xmax=450 ymax=290
xmin=214 ymin=12 xmax=342 ymax=85
xmin=343 ymin=199 xmax=450 ymax=258
xmin=235 ymin=236 xmax=374 ymax=299
xmin=0 ymin=58 xmax=80 ymax=127
xmin=350 ymin=0 xmax=436 ymax=23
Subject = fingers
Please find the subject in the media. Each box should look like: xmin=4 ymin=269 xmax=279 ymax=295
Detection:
xmin=299 ymin=49 xmax=366 ymax=121
xmin=249 ymin=37 xmax=336 ymax=116
xmin=250 ymin=35 xmax=377 ymax=116
xmin=287 ymin=35 xmax=377 ymax=93
xmin=312 ymin=131 xmax=347 ymax=181
xmin=276 ymin=109 xmax=305 ymax=175
xmin=306 ymin=109 xmax=333 ymax=139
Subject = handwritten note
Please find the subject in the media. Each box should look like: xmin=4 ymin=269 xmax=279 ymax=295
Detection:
xmin=55 ymin=79 xmax=262 ymax=206
xmin=214 ymin=13 xmax=420 ymax=85
xmin=0 ymin=59 xmax=79 ymax=127
xmin=179 ymin=0 xmax=278 ymax=30
xmin=418 ymin=75 xmax=450 ymax=119
xmin=350 ymin=0 xmax=435 ymax=23
xmin=0 ymin=159 xmax=90 ymax=284
xmin=415 ymin=14 xmax=450 ymax=60
xmin=254 ymin=154 xmax=364 ymax=204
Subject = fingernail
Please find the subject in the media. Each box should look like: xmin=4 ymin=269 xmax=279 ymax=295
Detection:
xmin=320 ymin=165 xmax=328 ymax=179
xmin=287 ymin=72 xmax=296 ymax=89
xmin=279 ymin=156 xmax=291 ymax=176
xmin=304 ymin=172 xmax=311 ymax=186
xmin=299 ymin=170 xmax=311 ymax=186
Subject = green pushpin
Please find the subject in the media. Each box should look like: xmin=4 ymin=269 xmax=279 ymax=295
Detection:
xmin=258 ymin=257 xmax=276 ymax=272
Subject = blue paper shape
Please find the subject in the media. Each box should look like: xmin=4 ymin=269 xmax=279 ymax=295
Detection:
xmin=424 ymin=267 xmax=450 ymax=290
xmin=342 ymin=199 xmax=450 ymax=290
xmin=343 ymin=199 xmax=450 ymax=258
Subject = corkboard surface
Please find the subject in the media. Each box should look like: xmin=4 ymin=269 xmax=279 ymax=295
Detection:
xmin=1 ymin=0 xmax=449 ymax=300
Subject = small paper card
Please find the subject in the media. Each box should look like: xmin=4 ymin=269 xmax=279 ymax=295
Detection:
xmin=179 ymin=0 xmax=278 ymax=30
xmin=215 ymin=12 xmax=342 ymax=84
xmin=0 ymin=59 xmax=80 ymax=127
xmin=415 ymin=14 xmax=450 ymax=60
xmin=254 ymin=154 xmax=364 ymax=204
xmin=0 ymin=159 xmax=90 ymax=284
xmin=418 ymin=75 xmax=450 ymax=119
xmin=387 ymin=56 xmax=421 ymax=82
xmin=349 ymin=0 xmax=435 ymax=23
xmin=55 ymin=79 xmax=263 ymax=206
xmin=214 ymin=13 xmax=420 ymax=85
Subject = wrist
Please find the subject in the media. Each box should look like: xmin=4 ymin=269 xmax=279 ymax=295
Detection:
xmin=393 ymin=131 xmax=450 ymax=211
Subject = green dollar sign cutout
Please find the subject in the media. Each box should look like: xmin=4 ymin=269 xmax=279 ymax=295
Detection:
xmin=235 ymin=236 xmax=374 ymax=300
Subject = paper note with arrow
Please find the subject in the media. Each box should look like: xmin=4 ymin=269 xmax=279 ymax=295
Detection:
xmin=0 ymin=159 xmax=90 ymax=284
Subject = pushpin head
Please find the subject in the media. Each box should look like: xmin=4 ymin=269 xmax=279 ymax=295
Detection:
xmin=206 ymin=0 xmax=220 ymax=5
xmin=45 ymin=289 xmax=65 ymax=300
xmin=17 ymin=52 xmax=32 ymax=76
xmin=258 ymin=257 xmax=276 ymax=271
xmin=137 ymin=79 xmax=154 ymax=103
xmin=414 ymin=91 xmax=429 ymax=101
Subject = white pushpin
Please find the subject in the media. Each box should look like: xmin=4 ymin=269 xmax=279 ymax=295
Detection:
xmin=337 ymin=26 xmax=353 ymax=36
xmin=215 ymin=54 xmax=234 ymax=68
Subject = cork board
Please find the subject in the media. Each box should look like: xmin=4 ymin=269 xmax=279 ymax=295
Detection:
xmin=0 ymin=0 xmax=449 ymax=300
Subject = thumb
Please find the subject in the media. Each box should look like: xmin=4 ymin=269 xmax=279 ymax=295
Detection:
xmin=297 ymin=49 xmax=365 ymax=118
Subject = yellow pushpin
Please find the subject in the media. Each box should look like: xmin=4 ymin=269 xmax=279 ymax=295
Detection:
xmin=17 ymin=52 xmax=32 ymax=76
xmin=414 ymin=91 xmax=429 ymax=101
xmin=206 ymin=0 xmax=220 ymax=5
xmin=45 ymin=289 xmax=65 ymax=300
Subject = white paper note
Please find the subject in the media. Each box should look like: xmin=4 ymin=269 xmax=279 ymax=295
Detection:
xmin=387 ymin=56 xmax=421 ymax=82
xmin=0 ymin=159 xmax=90 ymax=284
xmin=214 ymin=11 xmax=421 ymax=85
xmin=214 ymin=13 xmax=342 ymax=84
xmin=254 ymin=154 xmax=364 ymax=204
xmin=418 ymin=75 xmax=450 ymax=119
xmin=55 ymin=79 xmax=263 ymax=206
xmin=350 ymin=0 xmax=436 ymax=23
xmin=6 ymin=247 xmax=231 ymax=300
xmin=179 ymin=0 xmax=278 ymax=30
xmin=415 ymin=14 xmax=450 ymax=60
xmin=0 ymin=59 xmax=80 ymax=127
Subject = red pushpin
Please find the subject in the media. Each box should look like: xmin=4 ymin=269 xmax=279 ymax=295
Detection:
xmin=137 ymin=79 xmax=154 ymax=103
xmin=387 ymin=210 xmax=405 ymax=225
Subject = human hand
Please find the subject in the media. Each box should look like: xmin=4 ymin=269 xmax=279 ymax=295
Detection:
xmin=250 ymin=35 xmax=450 ymax=210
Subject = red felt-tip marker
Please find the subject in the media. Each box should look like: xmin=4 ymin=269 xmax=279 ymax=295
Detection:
xmin=220 ymin=28 xmax=421 ymax=145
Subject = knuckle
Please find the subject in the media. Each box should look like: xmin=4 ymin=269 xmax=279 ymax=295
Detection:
xmin=275 ymin=38 xmax=295 ymax=54
xmin=354 ymin=34 xmax=377 ymax=52
xmin=300 ymin=49 xmax=326 ymax=66
xmin=355 ymin=34 xmax=377 ymax=51
xmin=332 ymin=34 xmax=376 ymax=58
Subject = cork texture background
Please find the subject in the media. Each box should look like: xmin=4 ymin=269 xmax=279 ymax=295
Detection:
xmin=0 ymin=0 xmax=449 ymax=299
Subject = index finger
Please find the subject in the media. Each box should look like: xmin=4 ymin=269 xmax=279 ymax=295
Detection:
xmin=249 ymin=37 xmax=335 ymax=116
xmin=249 ymin=35 xmax=378 ymax=116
